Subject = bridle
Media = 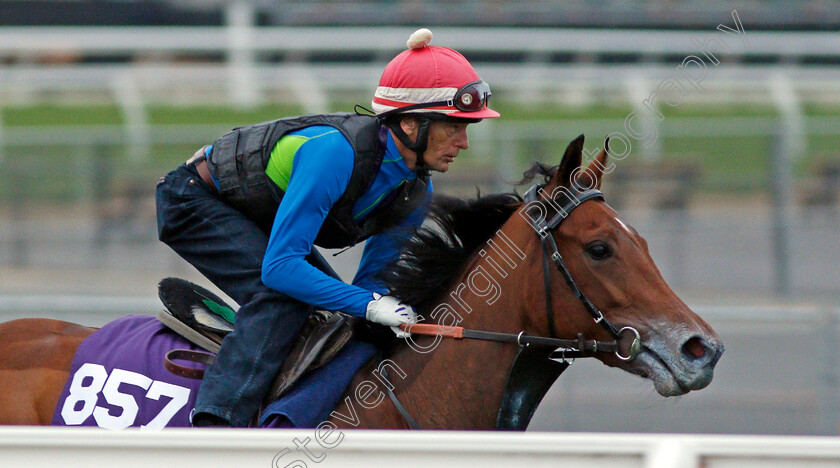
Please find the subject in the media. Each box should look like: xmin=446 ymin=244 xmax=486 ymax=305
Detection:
xmin=400 ymin=183 xmax=641 ymax=361
xmin=523 ymin=183 xmax=641 ymax=362
xmin=387 ymin=182 xmax=642 ymax=429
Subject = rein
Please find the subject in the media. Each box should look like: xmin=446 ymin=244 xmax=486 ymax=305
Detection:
xmin=387 ymin=183 xmax=642 ymax=429
xmin=400 ymin=323 xmax=627 ymax=359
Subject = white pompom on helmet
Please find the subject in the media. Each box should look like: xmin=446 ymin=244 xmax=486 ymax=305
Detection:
xmin=372 ymin=28 xmax=500 ymax=120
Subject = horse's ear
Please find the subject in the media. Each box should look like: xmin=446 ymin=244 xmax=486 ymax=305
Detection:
xmin=551 ymin=134 xmax=584 ymax=189
xmin=576 ymin=136 xmax=610 ymax=190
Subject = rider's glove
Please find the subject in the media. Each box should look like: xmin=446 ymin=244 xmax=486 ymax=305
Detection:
xmin=365 ymin=293 xmax=418 ymax=338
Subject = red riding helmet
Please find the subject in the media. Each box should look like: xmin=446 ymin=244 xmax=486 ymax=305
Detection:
xmin=373 ymin=28 xmax=500 ymax=120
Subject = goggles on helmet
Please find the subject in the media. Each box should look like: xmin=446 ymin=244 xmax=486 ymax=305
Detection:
xmin=380 ymin=80 xmax=492 ymax=118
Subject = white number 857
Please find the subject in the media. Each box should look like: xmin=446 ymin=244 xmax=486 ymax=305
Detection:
xmin=60 ymin=363 xmax=190 ymax=429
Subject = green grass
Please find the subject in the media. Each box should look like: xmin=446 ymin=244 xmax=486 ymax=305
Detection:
xmin=5 ymin=101 xmax=836 ymax=126
xmin=147 ymin=104 xmax=304 ymax=126
xmin=2 ymin=103 xmax=306 ymax=127
xmin=2 ymin=100 xmax=839 ymax=202
xmin=3 ymin=104 xmax=125 ymax=126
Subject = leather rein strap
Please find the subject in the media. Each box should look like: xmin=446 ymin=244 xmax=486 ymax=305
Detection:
xmin=401 ymin=323 xmax=621 ymax=358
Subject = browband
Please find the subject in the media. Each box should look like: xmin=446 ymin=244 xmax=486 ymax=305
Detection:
xmin=523 ymin=183 xmax=605 ymax=233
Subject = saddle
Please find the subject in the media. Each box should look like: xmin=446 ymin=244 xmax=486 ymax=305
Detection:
xmin=156 ymin=277 xmax=355 ymax=401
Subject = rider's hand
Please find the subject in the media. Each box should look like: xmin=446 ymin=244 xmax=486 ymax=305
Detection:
xmin=365 ymin=293 xmax=418 ymax=338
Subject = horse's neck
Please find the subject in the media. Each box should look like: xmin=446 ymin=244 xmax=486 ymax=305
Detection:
xmin=385 ymin=306 xmax=521 ymax=428
xmin=381 ymin=231 xmax=542 ymax=429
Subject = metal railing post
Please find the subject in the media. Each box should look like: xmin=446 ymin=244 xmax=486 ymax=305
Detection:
xmin=817 ymin=306 xmax=840 ymax=434
xmin=225 ymin=0 xmax=259 ymax=108
xmin=769 ymin=74 xmax=804 ymax=297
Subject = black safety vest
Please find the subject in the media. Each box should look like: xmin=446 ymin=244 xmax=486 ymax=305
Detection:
xmin=206 ymin=112 xmax=428 ymax=248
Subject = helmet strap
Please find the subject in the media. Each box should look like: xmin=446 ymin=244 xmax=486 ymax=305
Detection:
xmin=385 ymin=116 xmax=433 ymax=169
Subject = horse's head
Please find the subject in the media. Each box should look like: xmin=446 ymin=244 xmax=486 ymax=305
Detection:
xmin=520 ymin=135 xmax=723 ymax=396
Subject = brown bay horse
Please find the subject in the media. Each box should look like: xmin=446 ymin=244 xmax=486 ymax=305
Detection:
xmin=0 ymin=135 xmax=723 ymax=429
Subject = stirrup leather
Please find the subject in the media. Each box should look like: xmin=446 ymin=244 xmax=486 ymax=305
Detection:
xmin=264 ymin=310 xmax=354 ymax=402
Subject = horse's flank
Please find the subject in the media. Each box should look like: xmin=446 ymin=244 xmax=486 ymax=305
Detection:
xmin=0 ymin=319 xmax=94 ymax=424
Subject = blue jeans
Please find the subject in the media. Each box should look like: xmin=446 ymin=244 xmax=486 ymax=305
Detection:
xmin=156 ymin=162 xmax=312 ymax=426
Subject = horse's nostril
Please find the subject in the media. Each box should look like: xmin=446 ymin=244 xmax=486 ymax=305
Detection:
xmin=682 ymin=336 xmax=707 ymax=360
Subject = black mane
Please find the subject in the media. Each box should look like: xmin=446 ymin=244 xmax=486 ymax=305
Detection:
xmin=378 ymin=162 xmax=559 ymax=311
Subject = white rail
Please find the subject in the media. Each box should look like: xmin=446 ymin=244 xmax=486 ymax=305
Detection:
xmin=0 ymin=428 xmax=838 ymax=468
xmin=0 ymin=26 xmax=836 ymax=57
xmin=0 ymin=294 xmax=159 ymax=326
xmin=2 ymin=26 xmax=839 ymax=107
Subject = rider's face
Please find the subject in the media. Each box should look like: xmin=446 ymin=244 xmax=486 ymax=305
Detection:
xmin=397 ymin=118 xmax=471 ymax=173
xmin=421 ymin=120 xmax=470 ymax=173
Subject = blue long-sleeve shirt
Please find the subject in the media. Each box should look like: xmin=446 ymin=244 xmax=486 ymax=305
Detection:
xmin=260 ymin=125 xmax=430 ymax=317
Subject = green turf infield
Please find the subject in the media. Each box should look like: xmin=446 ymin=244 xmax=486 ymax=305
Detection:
xmin=1 ymin=100 xmax=838 ymax=202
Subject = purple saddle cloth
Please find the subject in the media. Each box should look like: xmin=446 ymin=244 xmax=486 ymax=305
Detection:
xmin=51 ymin=314 xmax=376 ymax=429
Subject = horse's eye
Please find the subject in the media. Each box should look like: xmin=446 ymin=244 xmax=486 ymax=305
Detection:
xmin=586 ymin=241 xmax=612 ymax=260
